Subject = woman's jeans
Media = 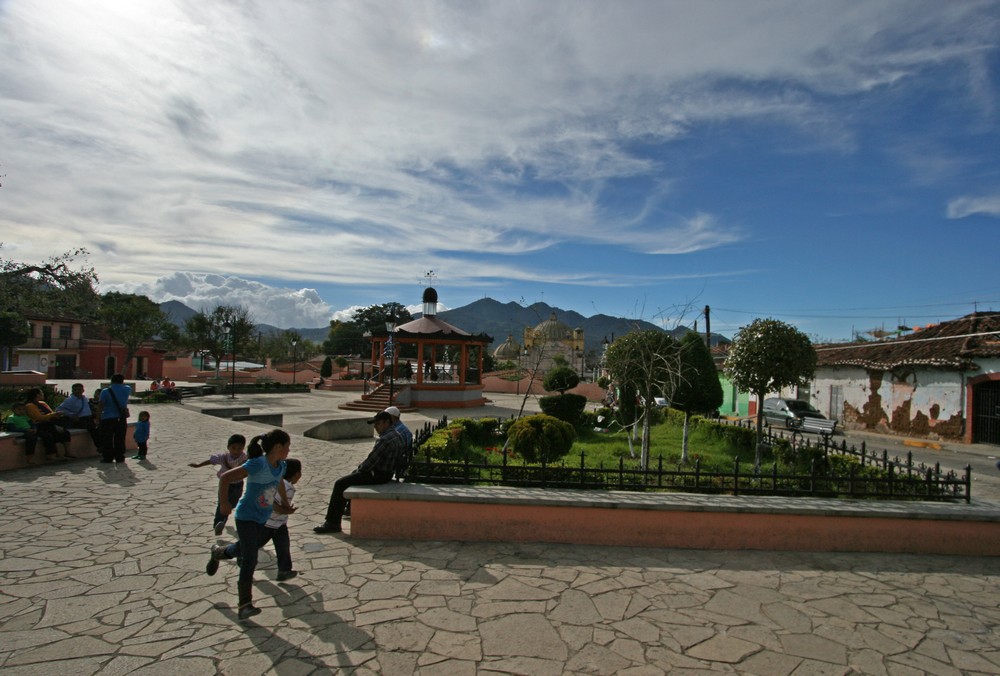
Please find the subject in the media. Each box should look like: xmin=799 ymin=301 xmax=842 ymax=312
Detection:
xmin=224 ymin=519 xmax=269 ymax=588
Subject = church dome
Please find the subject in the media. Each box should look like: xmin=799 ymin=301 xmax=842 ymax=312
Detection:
xmin=493 ymin=335 xmax=522 ymax=360
xmin=534 ymin=313 xmax=572 ymax=341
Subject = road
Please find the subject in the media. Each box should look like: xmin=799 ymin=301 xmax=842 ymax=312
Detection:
xmin=834 ymin=429 xmax=1000 ymax=503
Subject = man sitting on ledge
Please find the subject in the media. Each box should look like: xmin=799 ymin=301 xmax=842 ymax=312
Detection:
xmin=314 ymin=410 xmax=405 ymax=534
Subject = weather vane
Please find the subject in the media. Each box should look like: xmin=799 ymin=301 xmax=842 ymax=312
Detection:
xmin=421 ymin=270 xmax=437 ymax=286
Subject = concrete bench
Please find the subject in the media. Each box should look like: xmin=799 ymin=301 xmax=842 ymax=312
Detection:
xmin=790 ymin=416 xmax=838 ymax=437
xmin=232 ymin=413 xmax=284 ymax=426
xmin=201 ymin=407 xmax=251 ymax=419
xmin=305 ymin=418 xmax=374 ymax=441
xmin=344 ymin=482 xmax=1000 ymax=556
xmin=0 ymin=423 xmax=140 ymax=471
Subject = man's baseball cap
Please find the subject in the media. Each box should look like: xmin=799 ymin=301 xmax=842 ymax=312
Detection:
xmin=367 ymin=411 xmax=393 ymax=425
xmin=384 ymin=406 xmax=401 ymax=417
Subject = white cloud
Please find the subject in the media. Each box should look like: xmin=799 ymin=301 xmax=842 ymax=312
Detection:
xmin=0 ymin=0 xmax=995 ymax=308
xmin=947 ymin=194 xmax=1000 ymax=219
xmin=108 ymin=272 xmax=335 ymax=328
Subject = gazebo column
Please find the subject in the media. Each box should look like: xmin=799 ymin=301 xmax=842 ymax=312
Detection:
xmin=416 ymin=339 xmax=425 ymax=385
xmin=459 ymin=345 xmax=469 ymax=385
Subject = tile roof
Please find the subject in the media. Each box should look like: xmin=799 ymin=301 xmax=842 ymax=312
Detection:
xmin=815 ymin=312 xmax=1000 ymax=370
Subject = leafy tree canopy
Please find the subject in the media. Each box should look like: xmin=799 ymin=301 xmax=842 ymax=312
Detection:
xmin=605 ymin=330 xmax=681 ymax=404
xmin=98 ymin=292 xmax=171 ymax=377
xmin=352 ymin=302 xmax=413 ymax=334
xmin=673 ymin=331 xmax=724 ymax=414
xmin=723 ymin=318 xmax=816 ymax=398
xmin=323 ymin=319 xmax=367 ymax=356
xmin=182 ymin=305 xmax=256 ymax=367
xmin=0 ymin=246 xmax=99 ymax=320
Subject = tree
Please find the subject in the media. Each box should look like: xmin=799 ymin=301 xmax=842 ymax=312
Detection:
xmin=0 ymin=246 xmax=100 ymax=319
xmin=0 ymin=310 xmax=30 ymax=371
xmin=322 ymin=319 xmax=367 ymax=355
xmin=98 ymin=292 xmax=170 ymax=378
xmin=182 ymin=305 xmax=256 ymax=375
xmin=672 ymin=332 xmax=724 ymax=463
xmin=258 ymin=329 xmax=313 ymax=363
xmin=604 ymin=330 xmax=682 ymax=470
xmin=723 ymin=318 xmax=817 ymax=468
xmin=352 ymin=302 xmax=413 ymax=334
xmin=320 ymin=356 xmax=333 ymax=378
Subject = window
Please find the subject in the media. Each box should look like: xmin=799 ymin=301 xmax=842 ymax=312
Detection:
xmin=59 ymin=325 xmax=72 ymax=339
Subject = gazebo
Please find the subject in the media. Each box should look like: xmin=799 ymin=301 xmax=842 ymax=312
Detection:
xmin=368 ymin=287 xmax=493 ymax=408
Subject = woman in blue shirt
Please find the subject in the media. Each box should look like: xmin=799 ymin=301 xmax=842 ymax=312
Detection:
xmin=206 ymin=429 xmax=294 ymax=620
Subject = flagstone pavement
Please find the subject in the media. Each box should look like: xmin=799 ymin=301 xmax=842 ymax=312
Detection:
xmin=1 ymin=390 xmax=998 ymax=675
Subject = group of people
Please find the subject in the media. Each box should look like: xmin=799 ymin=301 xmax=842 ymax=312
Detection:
xmin=148 ymin=377 xmax=182 ymax=401
xmin=195 ymin=405 xmax=413 ymax=621
xmin=4 ymin=376 xmax=151 ymax=464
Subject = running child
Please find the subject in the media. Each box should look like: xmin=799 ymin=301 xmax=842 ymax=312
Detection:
xmin=189 ymin=434 xmax=247 ymax=535
xmin=260 ymin=458 xmax=302 ymax=581
xmin=205 ymin=429 xmax=294 ymax=620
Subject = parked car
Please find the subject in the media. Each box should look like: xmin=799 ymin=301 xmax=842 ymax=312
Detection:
xmin=762 ymin=398 xmax=829 ymax=430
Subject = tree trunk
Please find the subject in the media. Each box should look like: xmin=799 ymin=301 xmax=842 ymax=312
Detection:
xmin=640 ymin=405 xmax=652 ymax=470
xmin=681 ymin=410 xmax=690 ymax=463
xmin=754 ymin=393 xmax=765 ymax=469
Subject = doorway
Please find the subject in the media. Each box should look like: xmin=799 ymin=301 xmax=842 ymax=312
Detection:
xmin=972 ymin=380 xmax=1000 ymax=445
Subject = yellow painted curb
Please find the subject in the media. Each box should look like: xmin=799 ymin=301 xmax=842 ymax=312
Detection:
xmin=903 ymin=439 xmax=942 ymax=451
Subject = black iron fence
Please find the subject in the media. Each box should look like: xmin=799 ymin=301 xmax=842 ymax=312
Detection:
xmin=407 ymin=416 xmax=972 ymax=503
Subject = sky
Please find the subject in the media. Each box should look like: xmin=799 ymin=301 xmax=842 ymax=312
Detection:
xmin=1 ymin=0 xmax=999 ymax=342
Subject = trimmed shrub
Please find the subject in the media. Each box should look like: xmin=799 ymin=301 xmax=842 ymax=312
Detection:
xmin=539 ymin=393 xmax=587 ymax=427
xmin=543 ymin=365 xmax=580 ymax=394
xmin=320 ymin=356 xmax=333 ymax=378
xmin=451 ymin=417 xmax=502 ymax=446
xmin=507 ymin=413 xmax=576 ymax=464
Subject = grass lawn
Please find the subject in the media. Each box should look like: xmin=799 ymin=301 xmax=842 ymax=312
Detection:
xmin=571 ymin=418 xmax=771 ymax=472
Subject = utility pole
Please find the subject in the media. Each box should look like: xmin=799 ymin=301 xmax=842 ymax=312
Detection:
xmin=704 ymin=305 xmax=711 ymax=346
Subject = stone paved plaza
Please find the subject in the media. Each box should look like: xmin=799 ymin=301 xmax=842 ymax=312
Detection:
xmin=1 ymin=391 xmax=999 ymax=674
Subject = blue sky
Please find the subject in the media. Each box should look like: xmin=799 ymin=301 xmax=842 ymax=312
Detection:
xmin=1 ymin=1 xmax=998 ymax=341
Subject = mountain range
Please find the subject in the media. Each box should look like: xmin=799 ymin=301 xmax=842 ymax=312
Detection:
xmin=159 ymin=298 xmax=730 ymax=354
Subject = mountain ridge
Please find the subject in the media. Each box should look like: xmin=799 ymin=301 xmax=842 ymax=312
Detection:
xmin=159 ymin=298 xmax=730 ymax=352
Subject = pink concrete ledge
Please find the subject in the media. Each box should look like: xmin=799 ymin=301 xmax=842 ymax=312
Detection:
xmin=0 ymin=425 xmax=140 ymax=471
xmin=344 ymin=484 xmax=1000 ymax=556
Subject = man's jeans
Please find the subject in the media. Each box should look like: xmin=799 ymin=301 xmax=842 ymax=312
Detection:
xmin=324 ymin=469 xmax=394 ymax=524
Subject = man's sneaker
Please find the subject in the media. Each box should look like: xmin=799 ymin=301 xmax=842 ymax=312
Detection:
xmin=238 ymin=604 xmax=261 ymax=621
xmin=276 ymin=570 xmax=298 ymax=581
xmin=206 ymin=545 xmax=221 ymax=576
xmin=214 ymin=521 xmax=225 ymax=536
xmin=313 ymin=522 xmax=342 ymax=534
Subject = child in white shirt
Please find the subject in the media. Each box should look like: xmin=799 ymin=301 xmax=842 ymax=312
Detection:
xmin=259 ymin=458 xmax=301 ymax=581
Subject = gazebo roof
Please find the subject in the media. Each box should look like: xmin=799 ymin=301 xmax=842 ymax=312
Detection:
xmin=394 ymin=315 xmax=492 ymax=343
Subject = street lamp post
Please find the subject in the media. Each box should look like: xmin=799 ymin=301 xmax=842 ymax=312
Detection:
xmin=385 ymin=314 xmax=397 ymax=405
xmin=223 ymin=321 xmax=235 ymax=399
xmin=291 ymin=338 xmax=298 ymax=385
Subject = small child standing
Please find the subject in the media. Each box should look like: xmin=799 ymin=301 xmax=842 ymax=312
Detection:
xmin=131 ymin=411 xmax=151 ymax=460
xmin=259 ymin=458 xmax=302 ymax=581
xmin=189 ymin=434 xmax=247 ymax=535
